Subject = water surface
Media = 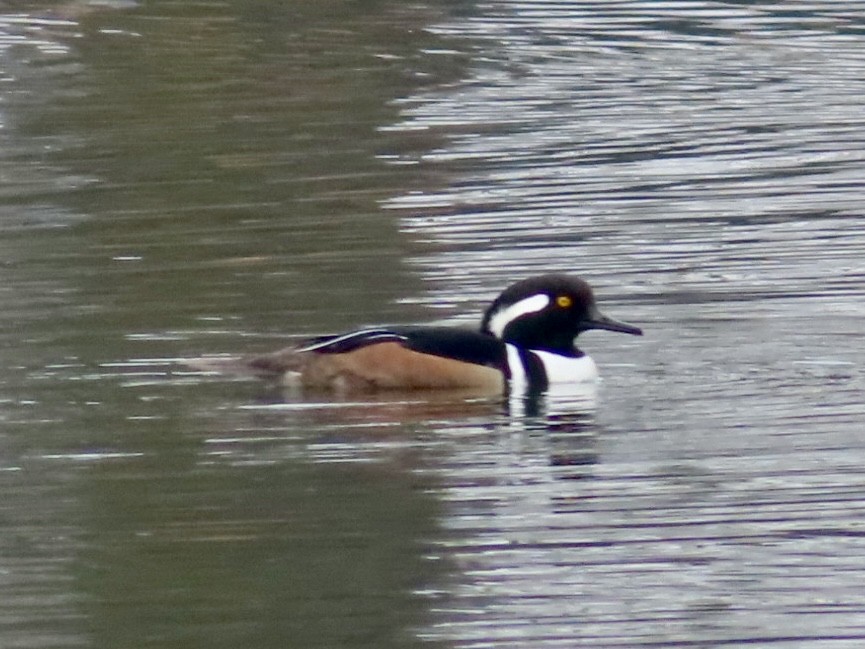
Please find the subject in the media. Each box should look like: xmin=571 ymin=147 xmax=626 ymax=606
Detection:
xmin=3 ymin=1 xmax=865 ymax=648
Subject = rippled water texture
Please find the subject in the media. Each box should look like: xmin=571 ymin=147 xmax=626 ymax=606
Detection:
xmin=3 ymin=1 xmax=865 ymax=648
xmin=387 ymin=3 xmax=865 ymax=647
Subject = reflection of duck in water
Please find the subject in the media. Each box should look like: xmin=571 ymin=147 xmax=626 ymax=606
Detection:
xmin=190 ymin=275 xmax=642 ymax=394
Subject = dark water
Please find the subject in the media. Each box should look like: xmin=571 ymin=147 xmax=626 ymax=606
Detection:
xmin=3 ymin=1 xmax=865 ymax=647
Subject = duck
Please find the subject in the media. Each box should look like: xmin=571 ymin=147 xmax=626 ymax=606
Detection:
xmin=189 ymin=274 xmax=642 ymax=393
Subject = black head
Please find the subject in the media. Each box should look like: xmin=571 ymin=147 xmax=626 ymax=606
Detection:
xmin=480 ymin=274 xmax=643 ymax=353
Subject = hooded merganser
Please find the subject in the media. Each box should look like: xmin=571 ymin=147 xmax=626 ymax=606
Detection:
xmin=191 ymin=274 xmax=642 ymax=392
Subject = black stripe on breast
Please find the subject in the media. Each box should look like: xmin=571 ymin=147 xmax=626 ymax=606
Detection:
xmin=518 ymin=349 xmax=549 ymax=392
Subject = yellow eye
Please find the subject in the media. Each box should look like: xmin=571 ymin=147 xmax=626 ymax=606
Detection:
xmin=556 ymin=295 xmax=572 ymax=308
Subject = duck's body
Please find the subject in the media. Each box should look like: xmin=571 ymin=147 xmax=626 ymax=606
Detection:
xmin=245 ymin=330 xmax=505 ymax=392
xmin=190 ymin=274 xmax=642 ymax=393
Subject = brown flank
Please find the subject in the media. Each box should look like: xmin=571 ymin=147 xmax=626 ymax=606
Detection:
xmin=192 ymin=342 xmax=505 ymax=393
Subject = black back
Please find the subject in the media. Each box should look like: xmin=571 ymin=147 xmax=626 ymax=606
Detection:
xmin=396 ymin=326 xmax=508 ymax=370
xmin=300 ymin=326 xmax=508 ymax=371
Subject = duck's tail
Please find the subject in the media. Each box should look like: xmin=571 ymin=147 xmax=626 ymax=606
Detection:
xmin=184 ymin=346 xmax=302 ymax=380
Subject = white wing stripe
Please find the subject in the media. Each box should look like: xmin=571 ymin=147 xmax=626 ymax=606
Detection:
xmin=296 ymin=329 xmax=407 ymax=353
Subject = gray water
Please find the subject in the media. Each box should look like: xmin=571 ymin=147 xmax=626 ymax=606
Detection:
xmin=3 ymin=1 xmax=865 ymax=647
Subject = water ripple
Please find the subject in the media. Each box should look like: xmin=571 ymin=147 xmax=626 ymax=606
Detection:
xmin=381 ymin=3 xmax=865 ymax=647
xmin=384 ymin=1 xmax=865 ymax=311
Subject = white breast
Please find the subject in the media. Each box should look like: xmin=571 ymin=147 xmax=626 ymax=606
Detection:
xmin=533 ymin=349 xmax=598 ymax=384
xmin=505 ymin=344 xmax=599 ymax=389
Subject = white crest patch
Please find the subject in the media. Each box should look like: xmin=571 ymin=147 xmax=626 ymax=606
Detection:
xmin=487 ymin=293 xmax=550 ymax=338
